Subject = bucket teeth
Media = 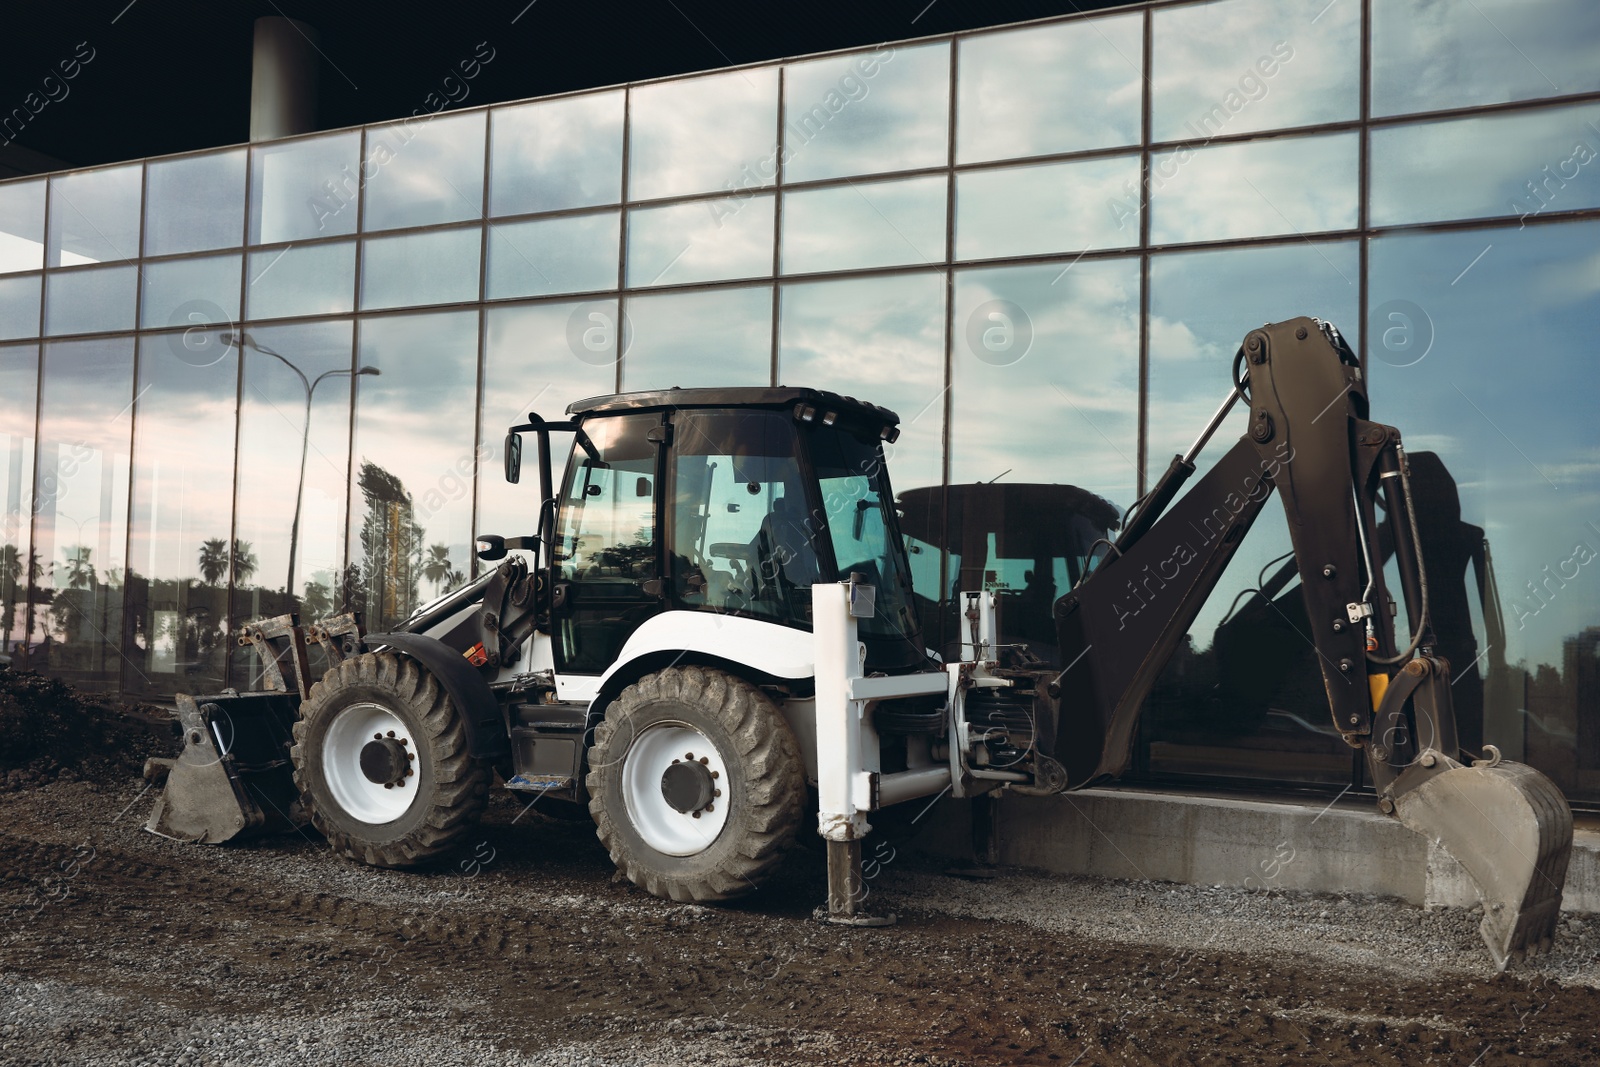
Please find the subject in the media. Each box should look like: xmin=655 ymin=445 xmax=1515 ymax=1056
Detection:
xmin=1393 ymin=760 xmax=1573 ymax=971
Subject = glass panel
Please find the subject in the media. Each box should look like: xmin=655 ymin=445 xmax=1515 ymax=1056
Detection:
xmin=1373 ymin=0 xmax=1600 ymax=117
xmin=123 ymin=328 xmax=238 ymax=696
xmin=490 ymin=90 xmax=625 ymax=216
xmin=0 ymin=274 xmax=41 ymax=340
xmin=668 ymin=410 xmax=821 ymax=624
xmin=784 ymin=44 xmax=948 ymax=184
xmin=628 ymin=67 xmax=779 ymax=201
xmin=1152 ymin=0 xmax=1359 ymax=142
xmin=250 ymin=131 xmax=361 ymax=244
xmin=27 ymin=337 xmax=133 ymax=690
xmin=48 ymin=164 xmax=141 ymax=266
xmin=1370 ymin=221 xmax=1600 ymax=803
xmin=957 ymin=13 xmax=1143 ymax=164
xmin=361 ymin=111 xmax=486 ymax=231
xmin=552 ymin=413 xmax=660 ymax=674
xmin=360 ymin=227 xmax=481 ymax=311
xmin=1370 ymin=102 xmax=1600 ymax=227
xmin=44 ymin=265 xmax=137 ymax=336
xmin=948 ymin=259 xmax=1140 ymax=663
xmin=778 ymin=272 xmax=946 ymax=642
xmin=348 ymin=311 xmax=479 ymax=630
xmin=245 ymin=241 xmax=356 ymax=321
xmin=1 ymin=343 xmax=37 ymax=663
xmin=781 ymin=175 xmax=946 ymax=274
xmin=621 ymin=285 xmax=772 ymax=391
xmin=487 ymin=211 xmax=619 ymax=299
xmin=1150 ymin=132 xmax=1358 ymax=245
xmin=144 ymin=149 xmax=247 ymax=256
xmin=230 ymin=320 xmax=354 ymax=687
xmin=955 ymin=155 xmax=1141 ymax=260
xmin=626 ymin=195 xmax=774 ymax=287
xmin=478 ymin=301 xmax=619 ymax=543
xmin=0 ymin=179 xmax=45 ymax=274
xmin=1142 ymin=241 xmax=1361 ymax=786
xmin=140 ymin=253 xmax=242 ymax=330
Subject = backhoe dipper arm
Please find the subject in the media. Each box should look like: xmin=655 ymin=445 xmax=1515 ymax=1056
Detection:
xmin=1050 ymin=317 xmax=1572 ymax=969
xmin=1052 ymin=318 xmax=1377 ymax=788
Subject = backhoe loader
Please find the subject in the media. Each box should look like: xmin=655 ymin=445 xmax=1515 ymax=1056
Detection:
xmin=144 ymin=316 xmax=1573 ymax=969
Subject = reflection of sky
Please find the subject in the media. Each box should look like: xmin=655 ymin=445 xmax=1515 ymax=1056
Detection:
xmin=781 ymin=175 xmax=945 ymax=274
xmin=1370 ymin=101 xmax=1600 ymax=226
xmin=1151 ymin=132 xmax=1358 ymax=244
xmin=0 ymin=344 xmax=37 ymax=568
xmin=621 ymin=285 xmax=772 ymax=391
xmin=32 ymin=338 xmax=135 ymax=593
xmin=144 ymin=149 xmax=246 ymax=257
xmin=626 ymin=195 xmax=774 ymax=287
xmin=127 ymin=330 xmax=239 ymax=586
xmin=490 ymin=90 xmax=624 ymax=216
xmin=957 ymin=13 xmax=1143 ymax=163
xmin=360 ymin=227 xmax=481 ymax=310
xmin=0 ymin=276 xmax=41 ymax=341
xmin=232 ymin=320 xmax=357 ymax=598
xmin=44 ymin=265 xmax=137 ymax=336
xmin=48 ymin=164 xmax=141 ymax=266
xmin=251 ymin=131 xmax=361 ymax=244
xmin=0 ymin=178 xmax=45 ymax=273
xmin=1370 ymin=220 xmax=1600 ymax=669
xmin=1371 ymin=0 xmax=1600 ymax=117
xmin=951 ymin=259 xmax=1140 ymax=506
xmin=487 ymin=211 xmax=620 ymax=300
xmin=1148 ymin=241 xmax=1360 ymax=647
xmin=777 ymin=272 xmax=945 ymax=492
xmin=141 ymin=254 xmax=242 ymax=328
xmin=245 ymin=241 xmax=356 ymax=320
xmin=629 ymin=68 xmax=778 ymax=201
xmin=1151 ymin=0 xmax=1358 ymax=142
xmin=361 ymin=112 xmax=485 ymax=231
xmin=956 ymin=154 xmax=1142 ymax=260
xmin=784 ymin=43 xmax=948 ymax=184
xmin=351 ymin=311 xmax=481 ymax=608
xmin=479 ymin=301 xmax=620 ymax=538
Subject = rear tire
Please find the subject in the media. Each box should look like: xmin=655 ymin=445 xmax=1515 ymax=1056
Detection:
xmin=291 ymin=651 xmax=489 ymax=868
xmin=587 ymin=666 xmax=806 ymax=903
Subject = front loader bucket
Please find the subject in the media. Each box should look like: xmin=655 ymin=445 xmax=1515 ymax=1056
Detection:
xmin=144 ymin=692 xmax=307 ymax=844
xmin=1394 ymin=759 xmax=1573 ymax=971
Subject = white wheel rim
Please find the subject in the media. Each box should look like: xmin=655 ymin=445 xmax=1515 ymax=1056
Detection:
xmin=321 ymin=701 xmax=418 ymax=825
xmin=621 ymin=722 xmax=730 ymax=857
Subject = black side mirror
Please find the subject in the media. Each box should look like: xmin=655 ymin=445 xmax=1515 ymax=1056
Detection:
xmin=477 ymin=534 xmax=507 ymax=561
xmin=504 ymin=431 xmax=522 ymax=484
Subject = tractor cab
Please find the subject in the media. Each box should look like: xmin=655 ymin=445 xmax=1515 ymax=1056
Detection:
xmin=500 ymin=388 xmax=927 ymax=676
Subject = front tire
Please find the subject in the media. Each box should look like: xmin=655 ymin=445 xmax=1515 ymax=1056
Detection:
xmin=587 ymin=666 xmax=806 ymax=903
xmin=291 ymin=651 xmax=489 ymax=868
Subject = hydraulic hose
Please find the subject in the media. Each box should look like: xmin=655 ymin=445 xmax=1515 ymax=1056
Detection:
xmin=1366 ymin=448 xmax=1431 ymax=666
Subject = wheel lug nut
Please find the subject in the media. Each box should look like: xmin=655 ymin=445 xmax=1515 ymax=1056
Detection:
xmin=705 ymin=804 xmax=714 ymax=813
xmin=399 ymin=738 xmax=408 ymax=747
xmin=374 ymin=733 xmax=383 ymax=740
xmin=713 ymin=789 xmax=721 ymax=798
xmin=710 ymin=770 xmax=719 ymax=779
xmin=685 ymin=752 xmax=694 ymax=760
xmin=699 ymin=756 xmax=709 ymax=765
xmin=387 ymin=730 xmax=396 ymax=738
xmin=692 ymin=811 xmax=701 ymax=819
xmin=384 ymin=783 xmax=394 ymax=789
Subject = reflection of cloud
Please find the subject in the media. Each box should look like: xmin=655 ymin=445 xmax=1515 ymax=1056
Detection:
xmin=627 ymin=195 xmax=773 ymax=287
xmin=1152 ymin=132 xmax=1359 ymax=245
xmin=1148 ymin=315 xmax=1222 ymax=362
xmin=629 ymin=69 xmax=778 ymax=201
xmin=784 ymin=44 xmax=948 ymax=184
xmin=362 ymin=112 xmax=485 ymax=229
xmin=1151 ymin=0 xmax=1359 ymax=140
xmin=957 ymin=154 xmax=1142 ymax=260
xmin=623 ymin=285 xmax=771 ymax=391
xmin=956 ymin=12 xmax=1143 ymax=163
xmin=491 ymin=91 xmax=624 ymax=215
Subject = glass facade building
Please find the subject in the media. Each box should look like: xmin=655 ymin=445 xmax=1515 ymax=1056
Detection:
xmin=2 ymin=0 xmax=1598 ymax=804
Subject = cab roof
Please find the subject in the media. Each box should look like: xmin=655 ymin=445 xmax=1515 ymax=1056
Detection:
xmin=566 ymin=386 xmax=900 ymax=428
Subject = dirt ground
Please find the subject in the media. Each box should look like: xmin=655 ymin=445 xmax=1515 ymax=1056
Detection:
xmin=3 ymin=771 xmax=1598 ymax=1067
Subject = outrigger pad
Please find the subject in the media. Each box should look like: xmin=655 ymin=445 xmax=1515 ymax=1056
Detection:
xmin=144 ymin=693 xmax=305 ymax=844
xmin=1395 ymin=760 xmax=1573 ymax=971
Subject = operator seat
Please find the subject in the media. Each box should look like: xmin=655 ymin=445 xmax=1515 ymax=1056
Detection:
xmin=754 ymin=492 xmax=820 ymax=608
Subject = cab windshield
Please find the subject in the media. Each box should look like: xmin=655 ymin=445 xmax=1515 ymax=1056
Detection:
xmin=809 ymin=425 xmax=919 ymax=644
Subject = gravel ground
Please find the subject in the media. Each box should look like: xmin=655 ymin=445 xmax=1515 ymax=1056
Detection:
xmin=2 ymin=777 xmax=1598 ymax=1066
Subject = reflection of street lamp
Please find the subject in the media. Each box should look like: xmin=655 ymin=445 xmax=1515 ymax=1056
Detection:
xmin=224 ymin=332 xmax=380 ymax=599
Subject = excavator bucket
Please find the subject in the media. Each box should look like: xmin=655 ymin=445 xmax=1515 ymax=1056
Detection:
xmin=144 ymin=692 xmax=307 ymax=844
xmin=1393 ymin=758 xmax=1572 ymax=971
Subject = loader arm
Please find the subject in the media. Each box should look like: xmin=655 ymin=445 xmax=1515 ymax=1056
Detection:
xmin=1051 ymin=317 xmax=1572 ymax=968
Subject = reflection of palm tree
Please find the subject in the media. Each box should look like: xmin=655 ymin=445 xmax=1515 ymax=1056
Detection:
xmin=198 ymin=538 xmax=229 ymax=585
xmin=423 ymin=543 xmax=452 ymax=595
xmin=1 ymin=543 xmax=20 ymax=650
xmin=63 ymin=546 xmax=96 ymax=589
xmin=447 ymin=568 xmax=466 ymax=589
xmin=231 ymin=540 xmax=259 ymax=586
xmin=300 ymin=578 xmax=333 ymax=621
